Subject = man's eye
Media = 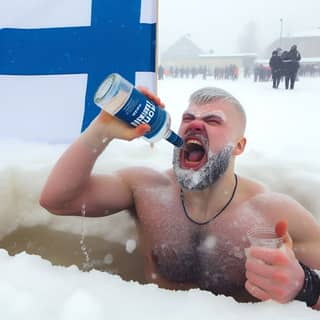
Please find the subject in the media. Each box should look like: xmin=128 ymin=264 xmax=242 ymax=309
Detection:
xmin=182 ymin=116 xmax=193 ymax=122
xmin=205 ymin=118 xmax=221 ymax=125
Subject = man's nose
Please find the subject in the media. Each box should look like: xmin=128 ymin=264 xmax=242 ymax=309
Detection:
xmin=186 ymin=120 xmax=205 ymax=133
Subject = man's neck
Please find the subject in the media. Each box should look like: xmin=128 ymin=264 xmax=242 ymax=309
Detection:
xmin=182 ymin=171 xmax=237 ymax=222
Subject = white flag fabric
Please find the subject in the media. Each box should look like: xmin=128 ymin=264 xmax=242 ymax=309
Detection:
xmin=0 ymin=0 xmax=157 ymax=143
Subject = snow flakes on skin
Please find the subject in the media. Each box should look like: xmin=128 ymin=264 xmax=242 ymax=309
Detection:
xmin=232 ymin=246 xmax=244 ymax=259
xmin=102 ymin=137 xmax=109 ymax=144
xmin=125 ymin=239 xmax=137 ymax=253
xmin=103 ymin=254 xmax=113 ymax=265
xmin=134 ymin=184 xmax=184 ymax=236
xmin=136 ymin=185 xmax=174 ymax=207
xmin=190 ymin=110 xmax=227 ymax=122
xmin=80 ymin=203 xmax=90 ymax=270
xmin=199 ymin=236 xmax=217 ymax=251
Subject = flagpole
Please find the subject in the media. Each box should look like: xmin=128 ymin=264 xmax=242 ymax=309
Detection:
xmin=279 ymin=18 xmax=283 ymax=48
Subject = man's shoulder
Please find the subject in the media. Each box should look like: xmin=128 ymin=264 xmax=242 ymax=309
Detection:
xmin=118 ymin=166 xmax=175 ymax=187
xmin=248 ymin=188 xmax=307 ymax=216
xmin=238 ymin=175 xmax=268 ymax=195
xmin=239 ymin=176 xmax=297 ymax=207
xmin=251 ymin=190 xmax=293 ymax=204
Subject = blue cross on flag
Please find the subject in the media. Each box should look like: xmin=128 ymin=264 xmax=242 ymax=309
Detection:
xmin=0 ymin=0 xmax=157 ymax=143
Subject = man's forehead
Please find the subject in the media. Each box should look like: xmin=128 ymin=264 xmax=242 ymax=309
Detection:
xmin=185 ymin=102 xmax=227 ymax=119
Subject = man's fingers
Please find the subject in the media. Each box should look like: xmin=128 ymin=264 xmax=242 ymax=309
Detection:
xmin=275 ymin=220 xmax=293 ymax=249
xmin=245 ymin=281 xmax=271 ymax=301
xmin=248 ymin=247 xmax=289 ymax=266
xmin=137 ymin=86 xmax=165 ymax=108
xmin=275 ymin=220 xmax=287 ymax=237
xmin=134 ymin=124 xmax=151 ymax=137
xmin=122 ymin=124 xmax=150 ymax=141
xmin=246 ymin=256 xmax=276 ymax=276
xmin=246 ymin=270 xmax=287 ymax=298
xmin=95 ymin=111 xmax=150 ymax=141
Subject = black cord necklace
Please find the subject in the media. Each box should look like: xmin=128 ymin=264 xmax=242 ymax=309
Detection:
xmin=180 ymin=174 xmax=238 ymax=226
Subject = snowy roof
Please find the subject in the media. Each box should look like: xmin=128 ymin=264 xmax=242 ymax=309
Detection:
xmin=199 ymin=53 xmax=257 ymax=58
xmin=161 ymin=36 xmax=204 ymax=60
xmin=254 ymin=59 xmax=269 ymax=65
xmin=288 ymin=28 xmax=320 ymax=38
xmin=301 ymin=57 xmax=320 ymax=62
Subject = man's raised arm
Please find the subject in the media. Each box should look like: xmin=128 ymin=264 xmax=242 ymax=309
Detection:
xmin=39 ymin=111 xmax=150 ymax=217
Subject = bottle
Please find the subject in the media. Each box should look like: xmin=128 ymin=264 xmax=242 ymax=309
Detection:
xmin=94 ymin=73 xmax=183 ymax=147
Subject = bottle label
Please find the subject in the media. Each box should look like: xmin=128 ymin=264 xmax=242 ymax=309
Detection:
xmin=114 ymin=88 xmax=166 ymax=138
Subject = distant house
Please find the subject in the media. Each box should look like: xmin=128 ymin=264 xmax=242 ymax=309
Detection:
xmin=198 ymin=53 xmax=256 ymax=70
xmin=160 ymin=29 xmax=320 ymax=75
xmin=160 ymin=36 xmax=256 ymax=72
xmin=160 ymin=35 xmax=204 ymax=67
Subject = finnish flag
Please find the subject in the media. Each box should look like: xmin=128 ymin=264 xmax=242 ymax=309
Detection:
xmin=0 ymin=0 xmax=157 ymax=143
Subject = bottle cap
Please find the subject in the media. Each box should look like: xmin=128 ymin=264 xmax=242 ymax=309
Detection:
xmin=94 ymin=73 xmax=119 ymax=107
xmin=166 ymin=131 xmax=184 ymax=147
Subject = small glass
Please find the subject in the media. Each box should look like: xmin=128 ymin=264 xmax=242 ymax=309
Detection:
xmin=245 ymin=226 xmax=283 ymax=257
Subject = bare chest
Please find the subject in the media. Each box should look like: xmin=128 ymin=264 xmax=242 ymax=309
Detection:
xmin=134 ymin=186 xmax=269 ymax=295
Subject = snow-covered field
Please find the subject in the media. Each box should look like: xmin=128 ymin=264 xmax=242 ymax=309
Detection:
xmin=0 ymin=76 xmax=319 ymax=319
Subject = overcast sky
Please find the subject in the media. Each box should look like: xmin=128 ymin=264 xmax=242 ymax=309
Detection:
xmin=158 ymin=0 xmax=320 ymax=54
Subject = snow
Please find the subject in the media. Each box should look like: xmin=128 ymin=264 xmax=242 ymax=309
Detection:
xmin=0 ymin=76 xmax=319 ymax=318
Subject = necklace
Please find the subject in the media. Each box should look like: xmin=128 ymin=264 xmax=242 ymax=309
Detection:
xmin=180 ymin=174 xmax=238 ymax=226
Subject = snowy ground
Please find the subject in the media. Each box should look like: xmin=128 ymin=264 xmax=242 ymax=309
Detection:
xmin=0 ymin=76 xmax=319 ymax=319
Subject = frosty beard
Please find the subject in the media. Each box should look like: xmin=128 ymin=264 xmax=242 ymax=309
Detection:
xmin=172 ymin=144 xmax=233 ymax=191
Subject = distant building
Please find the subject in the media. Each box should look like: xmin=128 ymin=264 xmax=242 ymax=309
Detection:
xmin=160 ymin=29 xmax=320 ymax=77
xmin=160 ymin=36 xmax=257 ymax=73
xmin=198 ymin=53 xmax=256 ymax=71
xmin=160 ymin=35 xmax=204 ymax=67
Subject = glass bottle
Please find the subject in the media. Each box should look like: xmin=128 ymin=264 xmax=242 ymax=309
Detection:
xmin=94 ymin=73 xmax=183 ymax=147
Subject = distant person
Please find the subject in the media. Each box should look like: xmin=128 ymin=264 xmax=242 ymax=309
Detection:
xmin=158 ymin=65 xmax=165 ymax=80
xmin=280 ymin=50 xmax=290 ymax=85
xmin=282 ymin=45 xmax=301 ymax=90
xmin=269 ymin=50 xmax=282 ymax=89
xmin=243 ymin=66 xmax=251 ymax=78
xmin=40 ymin=86 xmax=320 ymax=309
xmin=253 ymin=64 xmax=260 ymax=82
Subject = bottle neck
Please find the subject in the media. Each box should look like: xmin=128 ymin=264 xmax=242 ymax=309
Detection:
xmin=165 ymin=130 xmax=183 ymax=147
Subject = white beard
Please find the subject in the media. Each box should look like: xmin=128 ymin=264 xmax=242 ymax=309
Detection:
xmin=172 ymin=144 xmax=233 ymax=190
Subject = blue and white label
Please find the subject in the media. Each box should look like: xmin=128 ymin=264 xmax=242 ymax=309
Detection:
xmin=114 ymin=88 xmax=167 ymax=139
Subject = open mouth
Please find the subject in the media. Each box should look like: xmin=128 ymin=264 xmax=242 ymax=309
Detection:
xmin=180 ymin=136 xmax=208 ymax=170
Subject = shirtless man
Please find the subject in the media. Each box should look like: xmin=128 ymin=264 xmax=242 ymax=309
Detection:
xmin=40 ymin=87 xmax=320 ymax=309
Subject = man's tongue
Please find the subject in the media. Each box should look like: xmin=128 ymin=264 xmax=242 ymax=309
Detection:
xmin=188 ymin=150 xmax=204 ymax=162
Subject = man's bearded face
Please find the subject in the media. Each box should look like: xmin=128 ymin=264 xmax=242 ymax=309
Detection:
xmin=172 ymin=144 xmax=233 ymax=190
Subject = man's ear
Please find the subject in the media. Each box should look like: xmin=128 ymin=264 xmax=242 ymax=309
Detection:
xmin=233 ymin=137 xmax=246 ymax=156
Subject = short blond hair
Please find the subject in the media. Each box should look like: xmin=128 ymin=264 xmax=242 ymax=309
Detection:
xmin=189 ymin=87 xmax=246 ymax=131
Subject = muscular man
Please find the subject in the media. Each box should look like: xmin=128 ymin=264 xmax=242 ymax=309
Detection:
xmin=40 ymin=87 xmax=320 ymax=308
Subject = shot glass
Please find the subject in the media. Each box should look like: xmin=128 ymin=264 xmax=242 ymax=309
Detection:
xmin=245 ymin=226 xmax=283 ymax=257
